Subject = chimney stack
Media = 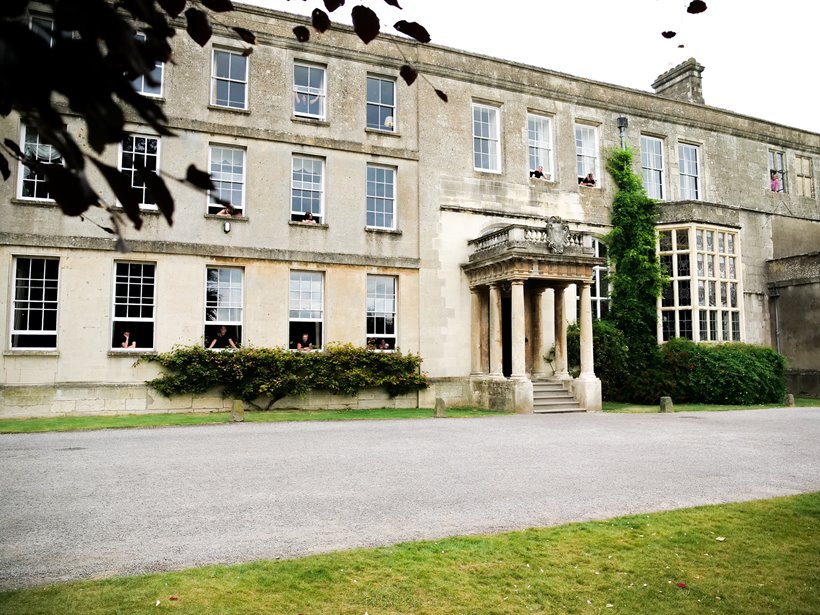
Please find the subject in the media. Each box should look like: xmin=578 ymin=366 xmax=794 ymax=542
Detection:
xmin=651 ymin=58 xmax=705 ymax=104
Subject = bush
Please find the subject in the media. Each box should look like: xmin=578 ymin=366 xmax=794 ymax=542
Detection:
xmin=566 ymin=320 xmax=630 ymax=401
xmin=147 ymin=343 xmax=428 ymax=408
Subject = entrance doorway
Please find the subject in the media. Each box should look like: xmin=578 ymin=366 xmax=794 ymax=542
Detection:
xmin=501 ymin=295 xmax=511 ymax=377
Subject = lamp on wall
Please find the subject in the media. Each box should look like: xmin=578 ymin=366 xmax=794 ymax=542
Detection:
xmin=223 ymin=221 xmax=231 ymax=234
xmin=616 ymin=116 xmax=628 ymax=149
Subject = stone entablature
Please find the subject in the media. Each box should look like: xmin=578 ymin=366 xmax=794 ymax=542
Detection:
xmin=767 ymin=252 xmax=820 ymax=287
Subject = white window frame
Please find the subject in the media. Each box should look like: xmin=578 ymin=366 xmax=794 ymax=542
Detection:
xmin=678 ymin=143 xmax=700 ymax=200
xmin=641 ymin=135 xmax=665 ymax=199
xmin=367 ymin=275 xmax=397 ymax=350
xmin=574 ymin=123 xmax=599 ymax=185
xmin=289 ymin=271 xmax=324 ymax=351
xmin=205 ymin=267 xmax=243 ymax=349
xmin=769 ymin=149 xmax=786 ymax=193
xmin=10 ymin=256 xmax=60 ymax=350
xmin=366 ymin=164 xmax=396 ymax=230
xmin=132 ymin=32 xmax=164 ymax=98
xmin=366 ymin=75 xmax=396 ymax=132
xmin=18 ymin=125 xmax=62 ymax=201
xmin=795 ymin=155 xmax=815 ymax=198
xmin=29 ymin=14 xmax=56 ymax=47
xmin=472 ymin=102 xmax=501 ymax=173
xmin=291 ymin=156 xmax=324 ymax=223
xmin=119 ymin=134 xmax=160 ymax=210
xmin=112 ymin=261 xmax=156 ymax=351
xmin=527 ymin=114 xmax=553 ymax=180
xmin=293 ymin=62 xmax=326 ymax=120
xmin=211 ymin=48 xmax=248 ymax=110
xmin=208 ymin=145 xmax=246 ymax=215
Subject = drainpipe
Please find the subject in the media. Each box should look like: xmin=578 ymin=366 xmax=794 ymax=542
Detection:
xmin=769 ymin=286 xmax=781 ymax=354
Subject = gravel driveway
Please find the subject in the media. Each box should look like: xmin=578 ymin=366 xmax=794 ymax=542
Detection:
xmin=1 ymin=407 xmax=819 ymax=589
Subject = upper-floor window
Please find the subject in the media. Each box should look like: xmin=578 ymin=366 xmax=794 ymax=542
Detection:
xmin=289 ymin=271 xmax=323 ymax=351
xmin=18 ymin=125 xmax=62 ymax=200
xmin=132 ymin=32 xmax=164 ymax=97
xmin=575 ymin=124 xmax=598 ymax=186
xmin=366 ymin=165 xmax=396 ymax=230
xmin=29 ymin=14 xmax=56 ymax=47
xmin=527 ymin=114 xmax=553 ymax=180
xmin=209 ymin=146 xmax=245 ymax=216
xmin=120 ymin=135 xmax=160 ymax=209
xmin=293 ymin=63 xmax=326 ymax=119
xmin=678 ymin=143 xmax=700 ymax=200
xmin=769 ymin=150 xmax=786 ymax=193
xmin=11 ymin=256 xmax=59 ymax=349
xmin=291 ymin=156 xmax=324 ymax=223
xmin=212 ymin=49 xmax=248 ymax=110
xmin=205 ymin=267 xmax=243 ymax=349
xmin=367 ymin=275 xmax=396 ymax=350
xmin=641 ymin=135 xmax=664 ymax=199
xmin=112 ymin=262 xmax=155 ymax=351
xmin=795 ymin=155 xmax=815 ymax=198
xmin=366 ymin=76 xmax=395 ymax=131
xmin=472 ymin=102 xmax=501 ymax=173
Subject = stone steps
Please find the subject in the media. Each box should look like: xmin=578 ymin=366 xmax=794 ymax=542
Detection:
xmin=532 ymin=380 xmax=583 ymax=413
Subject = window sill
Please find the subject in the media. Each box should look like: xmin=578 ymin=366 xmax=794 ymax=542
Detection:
xmin=4 ymin=350 xmax=59 ymax=356
xmin=206 ymin=213 xmax=248 ymax=221
xmin=529 ymin=177 xmax=555 ymax=184
xmin=12 ymin=197 xmax=58 ymax=208
xmin=108 ymin=350 xmax=157 ymax=357
xmin=474 ymin=169 xmax=502 ymax=176
xmin=208 ymin=104 xmax=250 ymax=114
xmin=292 ymin=116 xmax=329 ymax=127
xmin=289 ymin=220 xmax=328 ymax=229
xmin=365 ymin=127 xmax=401 ymax=138
xmin=365 ymin=227 xmax=402 ymax=235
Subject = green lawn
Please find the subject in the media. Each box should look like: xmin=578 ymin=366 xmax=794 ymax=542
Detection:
xmin=603 ymin=398 xmax=818 ymax=413
xmin=1 ymin=493 xmax=818 ymax=614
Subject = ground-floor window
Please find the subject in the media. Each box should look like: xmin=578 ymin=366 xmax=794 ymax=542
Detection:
xmin=205 ymin=267 xmax=243 ymax=348
xmin=112 ymin=262 xmax=155 ymax=350
xmin=658 ymin=225 xmax=742 ymax=342
xmin=289 ymin=270 xmax=323 ymax=350
xmin=366 ymin=275 xmax=396 ymax=350
xmin=11 ymin=256 xmax=59 ymax=349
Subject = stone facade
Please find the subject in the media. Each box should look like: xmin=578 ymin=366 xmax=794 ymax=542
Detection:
xmin=1 ymin=4 xmax=818 ymax=417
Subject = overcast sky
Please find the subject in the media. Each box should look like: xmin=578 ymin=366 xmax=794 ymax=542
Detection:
xmin=239 ymin=0 xmax=819 ymax=134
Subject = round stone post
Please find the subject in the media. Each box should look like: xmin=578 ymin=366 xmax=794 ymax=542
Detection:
xmin=489 ymin=283 xmax=503 ymax=377
xmin=511 ymin=280 xmax=526 ymax=377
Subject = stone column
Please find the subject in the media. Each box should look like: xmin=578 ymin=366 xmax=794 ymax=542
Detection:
xmin=470 ymin=288 xmax=483 ymax=375
xmin=531 ymin=288 xmax=547 ymax=378
xmin=579 ymin=282 xmax=595 ymax=378
xmin=510 ymin=280 xmax=525 ymax=377
xmin=553 ymin=284 xmax=570 ymax=380
xmin=489 ymin=283 xmax=503 ymax=377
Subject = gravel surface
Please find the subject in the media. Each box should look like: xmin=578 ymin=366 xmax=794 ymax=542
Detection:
xmin=1 ymin=407 xmax=819 ymax=589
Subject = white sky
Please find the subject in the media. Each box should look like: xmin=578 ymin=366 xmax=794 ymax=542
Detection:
xmin=240 ymin=0 xmax=819 ymax=134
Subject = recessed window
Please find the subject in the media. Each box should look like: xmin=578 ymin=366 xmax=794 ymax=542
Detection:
xmin=366 ymin=165 xmax=396 ymax=230
xmin=212 ymin=49 xmax=248 ymax=110
xmin=769 ymin=150 xmax=786 ymax=193
xmin=472 ymin=103 xmax=501 ymax=172
xmin=366 ymin=76 xmax=395 ymax=131
xmin=112 ymin=262 xmax=155 ymax=350
xmin=131 ymin=32 xmax=164 ymax=97
xmin=678 ymin=143 xmax=700 ymax=200
xmin=120 ymin=135 xmax=160 ymax=209
xmin=205 ymin=267 xmax=243 ymax=349
xmin=527 ymin=114 xmax=553 ymax=180
xmin=291 ymin=156 xmax=324 ymax=223
xmin=367 ymin=275 xmax=396 ymax=350
xmin=29 ymin=14 xmax=56 ymax=47
xmin=795 ymin=155 xmax=814 ymax=198
xmin=208 ymin=146 xmax=245 ymax=215
xmin=641 ymin=135 xmax=664 ymax=199
xmin=11 ymin=256 xmax=59 ymax=349
xmin=289 ymin=271 xmax=323 ymax=351
xmin=293 ymin=63 xmax=326 ymax=119
xmin=19 ymin=125 xmax=62 ymax=200
xmin=575 ymin=124 xmax=598 ymax=186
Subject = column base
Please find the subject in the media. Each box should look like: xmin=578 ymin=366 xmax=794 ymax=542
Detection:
xmin=469 ymin=375 xmax=533 ymax=414
xmin=572 ymin=376 xmax=602 ymax=412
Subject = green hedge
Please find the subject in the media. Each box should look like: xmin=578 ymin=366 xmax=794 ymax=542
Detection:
xmin=146 ymin=343 xmax=428 ymax=409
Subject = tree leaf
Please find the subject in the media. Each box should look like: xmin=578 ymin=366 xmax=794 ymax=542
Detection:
xmin=201 ymin=0 xmax=234 ymax=12
xmin=232 ymin=26 xmax=256 ymax=45
xmin=91 ymin=158 xmax=143 ymax=228
xmin=241 ymin=46 xmax=253 ymax=57
xmin=383 ymin=0 xmax=402 ymax=7
xmin=37 ymin=163 xmax=99 ymax=217
xmin=323 ymin=0 xmax=345 ymax=12
xmin=293 ymin=25 xmax=310 ymax=42
xmin=3 ymin=138 xmax=23 ymax=158
xmin=394 ymin=20 xmax=430 ymax=43
xmin=662 ymin=31 xmax=677 ymax=39
xmin=687 ymin=0 xmax=707 ymax=14
xmin=0 ymin=151 xmax=9 ymax=181
xmin=186 ymin=164 xmax=215 ymax=190
xmin=312 ymin=9 xmax=331 ymax=33
xmin=352 ymin=5 xmax=380 ymax=44
xmin=157 ymin=0 xmax=186 ymax=18
xmin=434 ymin=89 xmax=448 ymax=102
xmin=185 ymin=7 xmax=212 ymax=46
xmin=399 ymin=64 xmax=417 ymax=86
xmin=136 ymin=161 xmax=174 ymax=225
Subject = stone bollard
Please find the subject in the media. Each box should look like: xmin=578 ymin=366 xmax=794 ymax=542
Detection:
xmin=230 ymin=399 xmax=245 ymax=422
xmin=434 ymin=397 xmax=448 ymax=418
xmin=784 ymin=393 xmax=795 ymax=407
xmin=659 ymin=396 xmax=674 ymax=413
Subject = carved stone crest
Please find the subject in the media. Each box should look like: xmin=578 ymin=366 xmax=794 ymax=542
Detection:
xmin=546 ymin=216 xmax=570 ymax=253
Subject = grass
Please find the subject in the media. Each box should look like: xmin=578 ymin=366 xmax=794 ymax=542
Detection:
xmin=0 ymin=407 xmax=504 ymax=434
xmin=603 ymin=397 xmax=818 ymax=413
xmin=1 ymin=492 xmax=818 ymax=614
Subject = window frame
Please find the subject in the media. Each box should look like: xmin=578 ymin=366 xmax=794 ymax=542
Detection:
xmin=527 ymin=113 xmax=554 ymax=180
xmin=10 ymin=256 xmax=60 ymax=350
xmin=366 ymin=275 xmax=397 ymax=350
xmin=795 ymin=154 xmax=815 ymax=198
xmin=17 ymin=125 xmax=62 ymax=201
xmin=211 ymin=48 xmax=249 ymax=110
xmin=208 ymin=145 xmax=246 ymax=215
xmin=293 ymin=62 xmax=327 ymax=120
xmin=678 ymin=142 xmax=700 ymax=200
xmin=131 ymin=32 xmax=164 ymax=98
xmin=574 ymin=123 xmax=599 ymax=186
xmin=291 ymin=155 xmax=325 ymax=223
xmin=111 ymin=261 xmax=156 ymax=351
xmin=472 ymin=102 xmax=502 ymax=173
xmin=289 ymin=270 xmax=324 ymax=351
xmin=119 ymin=134 xmax=161 ymax=210
xmin=366 ymin=164 xmax=396 ymax=230
xmin=641 ymin=135 xmax=665 ymax=199
xmin=204 ymin=267 xmax=244 ymax=349
xmin=769 ymin=149 xmax=787 ymax=193
xmin=366 ymin=75 xmax=396 ymax=132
